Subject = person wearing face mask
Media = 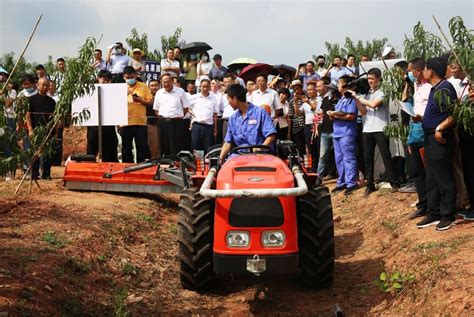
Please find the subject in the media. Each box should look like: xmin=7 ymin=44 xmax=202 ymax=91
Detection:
xmin=401 ymin=57 xmax=431 ymax=220
xmin=316 ymin=55 xmax=328 ymax=78
xmin=106 ymin=42 xmax=132 ymax=81
xmin=195 ymin=51 xmax=213 ymax=89
xmin=121 ymin=66 xmax=153 ymax=163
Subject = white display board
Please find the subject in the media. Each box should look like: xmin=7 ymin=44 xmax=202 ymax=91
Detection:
xmin=71 ymin=83 xmax=128 ymax=126
xmin=358 ymin=59 xmax=404 ymax=75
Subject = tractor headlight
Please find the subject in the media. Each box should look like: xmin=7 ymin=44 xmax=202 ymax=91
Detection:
xmin=262 ymin=231 xmax=285 ymax=247
xmin=226 ymin=231 xmax=250 ymax=248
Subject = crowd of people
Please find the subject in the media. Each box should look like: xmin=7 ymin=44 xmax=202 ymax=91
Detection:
xmin=0 ymin=41 xmax=473 ymax=231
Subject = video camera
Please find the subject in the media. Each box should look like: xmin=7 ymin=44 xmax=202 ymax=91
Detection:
xmin=342 ymin=74 xmax=370 ymax=98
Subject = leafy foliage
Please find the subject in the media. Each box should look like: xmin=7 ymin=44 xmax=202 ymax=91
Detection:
xmin=445 ymin=16 xmax=473 ymax=134
xmin=159 ymin=27 xmax=185 ymax=60
xmin=384 ymin=121 xmax=409 ymax=145
xmin=0 ymin=38 xmax=95 ymax=175
xmin=381 ymin=66 xmax=406 ymax=102
xmin=318 ymin=37 xmax=396 ymax=64
xmin=125 ymin=27 xmax=185 ymax=62
xmin=125 ymin=28 xmax=160 ymax=61
xmin=375 ymin=270 xmax=415 ymax=295
xmin=403 ymin=22 xmax=445 ymax=61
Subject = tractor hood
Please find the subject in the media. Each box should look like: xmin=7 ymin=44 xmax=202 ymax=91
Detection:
xmin=216 ymin=154 xmax=295 ymax=190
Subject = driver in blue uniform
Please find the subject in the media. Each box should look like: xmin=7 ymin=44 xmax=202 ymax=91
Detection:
xmin=219 ymin=84 xmax=277 ymax=163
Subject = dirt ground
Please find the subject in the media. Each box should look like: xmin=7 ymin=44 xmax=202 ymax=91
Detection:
xmin=0 ymin=164 xmax=473 ymax=316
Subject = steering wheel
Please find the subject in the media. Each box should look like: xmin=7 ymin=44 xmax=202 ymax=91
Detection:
xmin=231 ymin=144 xmax=272 ymax=155
xmin=204 ymin=146 xmax=222 ymax=159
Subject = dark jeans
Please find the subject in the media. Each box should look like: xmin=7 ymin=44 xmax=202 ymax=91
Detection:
xmin=424 ymin=133 xmax=456 ymax=219
xmin=356 ymin=122 xmax=365 ymax=178
xmin=291 ymin=129 xmax=306 ymax=157
xmin=32 ymin=156 xmax=52 ymax=179
xmin=121 ymin=125 xmax=149 ymax=163
xmin=222 ymin=119 xmax=229 ymax=142
xmin=87 ymin=126 xmax=119 ymax=162
xmin=52 ymin=127 xmax=63 ymax=166
xmin=362 ymin=131 xmax=397 ymax=188
xmin=459 ymin=128 xmax=474 ymax=209
xmin=3 ymin=118 xmax=16 ymax=157
xmin=408 ymin=143 xmax=428 ymax=212
xmin=191 ymin=123 xmax=214 ymax=152
xmin=159 ymin=118 xmax=188 ymax=156
xmin=277 ymin=125 xmax=289 ymax=141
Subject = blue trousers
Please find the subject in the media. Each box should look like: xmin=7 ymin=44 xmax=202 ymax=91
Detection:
xmin=334 ymin=135 xmax=358 ymax=188
xmin=317 ymin=132 xmax=333 ymax=176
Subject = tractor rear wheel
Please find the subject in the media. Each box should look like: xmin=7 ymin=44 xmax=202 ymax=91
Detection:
xmin=178 ymin=188 xmax=215 ymax=291
xmin=297 ymin=186 xmax=335 ymax=288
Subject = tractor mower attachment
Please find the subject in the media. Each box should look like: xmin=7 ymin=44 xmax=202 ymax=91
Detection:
xmin=63 ymin=152 xmax=197 ymax=194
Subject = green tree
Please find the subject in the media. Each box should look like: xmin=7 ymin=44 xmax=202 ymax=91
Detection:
xmin=317 ymin=37 xmax=395 ymax=64
xmin=0 ymin=52 xmax=35 ymax=84
xmin=0 ymin=38 xmax=95 ymax=176
xmin=125 ymin=27 xmax=185 ymax=62
xmin=159 ymin=27 xmax=185 ymax=60
xmin=125 ymin=28 xmax=159 ymax=61
xmin=403 ymin=22 xmax=445 ymax=61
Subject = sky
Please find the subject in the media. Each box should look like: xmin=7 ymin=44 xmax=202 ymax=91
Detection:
xmin=0 ymin=0 xmax=472 ymax=67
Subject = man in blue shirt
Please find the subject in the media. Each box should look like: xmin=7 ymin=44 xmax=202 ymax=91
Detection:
xmin=328 ymin=75 xmax=358 ymax=195
xmin=417 ymin=57 xmax=457 ymax=231
xmin=219 ymin=84 xmax=276 ymax=163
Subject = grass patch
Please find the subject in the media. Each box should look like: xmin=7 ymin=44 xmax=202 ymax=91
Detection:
xmin=64 ymin=256 xmax=91 ymax=275
xmin=121 ymin=262 xmax=140 ymax=276
xmin=136 ymin=212 xmax=154 ymax=223
xmin=381 ymin=220 xmax=398 ymax=232
xmin=42 ymin=230 xmax=68 ymax=248
xmin=113 ymin=287 xmax=130 ymax=317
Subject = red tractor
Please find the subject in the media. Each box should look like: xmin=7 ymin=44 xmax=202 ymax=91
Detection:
xmin=178 ymin=141 xmax=334 ymax=291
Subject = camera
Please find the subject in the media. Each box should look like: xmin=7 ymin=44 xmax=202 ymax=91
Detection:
xmin=342 ymin=75 xmax=370 ymax=97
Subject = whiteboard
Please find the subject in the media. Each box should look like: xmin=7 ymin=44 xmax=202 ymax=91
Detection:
xmin=358 ymin=59 xmax=404 ymax=75
xmin=71 ymin=83 xmax=128 ymax=126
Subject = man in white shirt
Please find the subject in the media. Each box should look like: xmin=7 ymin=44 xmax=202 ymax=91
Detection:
xmin=51 ymin=58 xmax=66 ymax=94
xmin=105 ymin=42 xmax=132 ymax=80
xmin=189 ymin=79 xmax=219 ymax=151
xmin=161 ymin=48 xmax=180 ymax=78
xmin=352 ymin=68 xmax=398 ymax=196
xmin=153 ymin=73 xmax=190 ymax=155
xmin=316 ymin=55 xmax=328 ymax=78
xmin=250 ymin=74 xmax=283 ymax=119
xmin=402 ymin=57 xmax=432 ymax=219
xmin=448 ymin=61 xmax=469 ymax=100
xmin=221 ymin=74 xmax=237 ymax=140
xmin=298 ymin=81 xmax=319 ymax=168
xmin=92 ymin=49 xmax=107 ymax=71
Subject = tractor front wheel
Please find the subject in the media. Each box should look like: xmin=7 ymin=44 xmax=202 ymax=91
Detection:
xmin=297 ymin=186 xmax=335 ymax=288
xmin=178 ymin=188 xmax=215 ymax=291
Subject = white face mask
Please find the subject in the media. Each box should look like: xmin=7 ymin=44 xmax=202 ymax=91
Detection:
xmin=201 ymin=56 xmax=208 ymax=62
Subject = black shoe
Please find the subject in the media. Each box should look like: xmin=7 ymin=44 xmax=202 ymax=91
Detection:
xmin=42 ymin=175 xmax=52 ymax=180
xmin=416 ymin=214 xmax=441 ymax=229
xmin=364 ymin=186 xmax=377 ymax=197
xmin=409 ymin=208 xmax=427 ymax=220
xmin=332 ymin=185 xmax=346 ymax=193
xmin=344 ymin=185 xmax=358 ymax=196
xmin=436 ymin=218 xmax=455 ymax=231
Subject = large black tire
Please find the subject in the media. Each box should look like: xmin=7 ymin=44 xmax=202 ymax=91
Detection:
xmin=177 ymin=188 xmax=215 ymax=291
xmin=297 ymin=186 xmax=335 ymax=288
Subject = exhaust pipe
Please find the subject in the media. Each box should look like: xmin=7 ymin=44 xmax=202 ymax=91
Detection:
xmin=199 ymin=166 xmax=308 ymax=198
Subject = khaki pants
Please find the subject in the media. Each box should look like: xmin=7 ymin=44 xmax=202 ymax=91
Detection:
xmin=147 ymin=124 xmax=159 ymax=159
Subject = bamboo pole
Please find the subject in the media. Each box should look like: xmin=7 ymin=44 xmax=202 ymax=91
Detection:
xmin=0 ymin=14 xmax=43 ymax=95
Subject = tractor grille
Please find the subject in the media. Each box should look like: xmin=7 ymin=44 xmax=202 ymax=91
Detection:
xmin=229 ymin=198 xmax=284 ymax=227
